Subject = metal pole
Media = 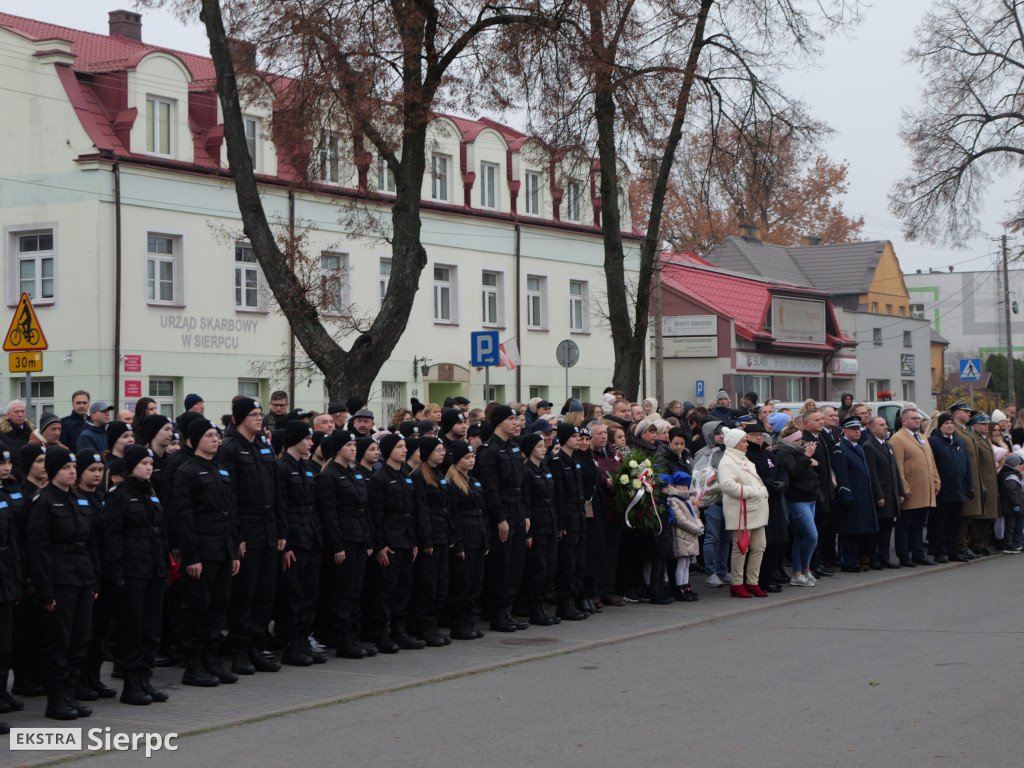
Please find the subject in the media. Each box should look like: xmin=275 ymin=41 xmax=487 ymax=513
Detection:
xmin=565 ymin=359 xmax=569 ymax=403
xmin=485 ymin=365 xmax=490 ymax=403
xmin=1003 ymin=233 xmax=1015 ymax=407
xmin=970 ymin=381 xmax=975 ymax=410
xmin=25 ymin=372 xmax=31 ymax=421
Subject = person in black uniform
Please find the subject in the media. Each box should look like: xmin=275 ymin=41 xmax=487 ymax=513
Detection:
xmin=475 ymin=405 xmax=529 ymax=632
xmin=103 ymin=445 xmax=169 ymax=705
xmin=28 ymin=447 xmax=100 ymax=720
xmin=0 ymin=448 xmax=24 ymax=733
xmin=438 ymin=409 xmax=467 ymax=474
xmin=172 ymin=419 xmax=241 ymax=688
xmin=410 ymin=437 xmax=454 ymax=647
xmin=74 ymin=450 xmax=117 ymax=702
xmin=2 ymin=448 xmax=38 ymax=699
xmin=549 ymin=423 xmax=587 ymax=621
xmin=520 ymin=432 xmax=559 ymax=626
xmin=275 ymin=422 xmax=324 ymax=666
xmin=316 ymin=431 xmax=375 ymax=659
xmin=20 ymin=445 xmax=47 ymax=499
xmin=136 ymin=415 xmax=175 ymax=503
xmin=444 ymin=440 xmax=486 ymax=640
xmin=365 ymin=434 xmax=424 ymax=652
xmin=219 ymin=398 xmax=285 ymax=675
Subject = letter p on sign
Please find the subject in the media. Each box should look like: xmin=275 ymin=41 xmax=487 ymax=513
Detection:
xmin=471 ymin=331 xmax=500 ymax=367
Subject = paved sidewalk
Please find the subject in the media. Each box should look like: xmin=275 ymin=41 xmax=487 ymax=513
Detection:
xmin=0 ymin=556 xmax=1001 ymax=766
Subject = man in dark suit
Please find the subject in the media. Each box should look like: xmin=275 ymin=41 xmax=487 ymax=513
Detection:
xmin=832 ymin=418 xmax=879 ymax=571
xmin=863 ymin=416 xmax=905 ymax=568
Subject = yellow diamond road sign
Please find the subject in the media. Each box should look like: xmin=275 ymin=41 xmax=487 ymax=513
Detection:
xmin=3 ymin=292 xmax=48 ymax=352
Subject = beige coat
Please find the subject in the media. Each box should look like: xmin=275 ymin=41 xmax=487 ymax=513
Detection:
xmin=969 ymin=431 xmax=1000 ymax=520
xmin=955 ymin=422 xmax=983 ymax=518
xmin=718 ymin=447 xmax=769 ymax=530
xmin=668 ymin=495 xmax=702 ymax=558
xmin=891 ymin=428 xmax=941 ymax=511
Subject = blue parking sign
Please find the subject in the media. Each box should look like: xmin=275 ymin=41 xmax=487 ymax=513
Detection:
xmin=696 ymin=380 xmax=704 ymax=398
xmin=471 ymin=331 xmax=500 ymax=367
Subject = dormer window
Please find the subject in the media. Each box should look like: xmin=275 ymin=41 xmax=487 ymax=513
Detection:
xmin=524 ymin=171 xmax=541 ymax=215
xmin=146 ymin=97 xmax=173 ymax=156
xmin=243 ymin=117 xmax=259 ymax=171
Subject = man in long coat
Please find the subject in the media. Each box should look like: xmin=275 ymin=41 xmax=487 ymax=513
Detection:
xmin=951 ymin=400 xmax=983 ymax=557
xmin=891 ymin=407 xmax=940 ymax=567
xmin=967 ymin=413 xmax=999 ymax=556
xmin=832 ymin=418 xmax=879 ymax=572
xmin=863 ymin=416 xmax=905 ymax=568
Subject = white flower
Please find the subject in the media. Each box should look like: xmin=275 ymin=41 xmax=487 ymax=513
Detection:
xmin=643 ymin=459 xmax=652 ymax=467
xmin=632 ymin=478 xmax=642 ymax=489
xmin=619 ymin=475 xmax=630 ymax=485
xmin=629 ymin=460 xmax=638 ymax=469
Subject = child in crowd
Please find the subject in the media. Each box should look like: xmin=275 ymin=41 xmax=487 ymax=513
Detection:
xmin=998 ymin=453 xmax=1024 ymax=554
xmin=662 ymin=471 xmax=703 ymax=602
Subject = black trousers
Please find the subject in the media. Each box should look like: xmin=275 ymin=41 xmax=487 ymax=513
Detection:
xmin=555 ymin=529 xmax=586 ymax=599
xmin=447 ymin=546 xmax=485 ymax=629
xmin=758 ymin=540 xmax=786 ymax=589
xmin=812 ymin=503 xmax=837 ymax=567
xmin=12 ymin=598 xmax=40 ymax=685
xmin=583 ymin=513 xmax=609 ymax=596
xmin=874 ymin=517 xmax=896 ymax=563
xmin=412 ymin=545 xmax=449 ymax=626
xmin=522 ymin=532 xmax=557 ymax=602
xmin=0 ymin=601 xmax=12 ymax=674
xmin=179 ymin=559 xmax=233 ymax=652
xmin=275 ymin=547 xmax=321 ymax=643
xmin=112 ymin=577 xmax=164 ymax=672
xmin=484 ymin=516 xmax=525 ymax=609
xmin=329 ymin=546 xmax=368 ymax=642
xmin=935 ymin=502 xmax=962 ymax=558
xmin=228 ymin=544 xmax=277 ymax=648
xmin=601 ymin=521 xmax=621 ymax=597
xmin=364 ymin=547 xmax=413 ymax=630
xmin=86 ymin=585 xmax=116 ymax=669
xmin=37 ymin=584 xmax=93 ymax=682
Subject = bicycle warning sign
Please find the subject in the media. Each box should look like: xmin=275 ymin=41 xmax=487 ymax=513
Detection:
xmin=4 ymin=293 xmax=48 ymax=351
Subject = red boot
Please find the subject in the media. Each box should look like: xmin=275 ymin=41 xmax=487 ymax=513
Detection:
xmin=730 ymin=584 xmax=752 ymax=598
xmin=745 ymin=584 xmax=768 ymax=597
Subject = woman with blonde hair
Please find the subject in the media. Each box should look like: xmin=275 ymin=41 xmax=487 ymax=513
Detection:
xmin=422 ymin=403 xmax=442 ymax=425
xmin=799 ymin=399 xmax=817 ymax=415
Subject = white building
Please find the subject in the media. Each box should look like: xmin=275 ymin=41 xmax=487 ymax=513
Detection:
xmin=0 ymin=10 xmax=639 ymax=423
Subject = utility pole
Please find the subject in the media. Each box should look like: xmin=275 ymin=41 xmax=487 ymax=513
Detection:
xmin=653 ymin=257 xmax=664 ymax=407
xmin=1002 ymin=233 xmax=1016 ymax=408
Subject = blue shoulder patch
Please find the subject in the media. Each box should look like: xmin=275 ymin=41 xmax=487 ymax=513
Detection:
xmin=545 ymin=473 xmax=552 ymax=478
xmin=8 ymin=493 xmax=21 ymax=499
xmin=77 ymin=498 xmax=89 ymax=506
xmin=355 ymin=474 xmax=364 ymax=480
xmin=440 ymin=479 xmax=447 ymax=485
xmin=305 ymin=471 xmax=314 ymax=477
xmin=405 ymin=478 xmax=413 ymax=484
xmin=473 ymin=481 xmax=481 ymax=487
xmin=511 ymin=447 xmax=521 ymax=453
xmin=150 ymin=496 xmax=160 ymax=503
xmin=219 ymin=469 xmax=230 ymax=477
xmin=260 ymin=448 xmax=272 ymax=455
xmin=0 ymin=501 xmax=6 ymax=509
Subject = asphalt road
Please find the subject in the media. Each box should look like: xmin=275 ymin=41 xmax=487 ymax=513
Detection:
xmin=52 ymin=554 xmax=1022 ymax=768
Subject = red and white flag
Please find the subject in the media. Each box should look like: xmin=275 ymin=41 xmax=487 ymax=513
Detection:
xmin=499 ymin=337 xmax=520 ymax=370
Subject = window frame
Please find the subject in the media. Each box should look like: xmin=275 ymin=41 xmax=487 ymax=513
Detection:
xmin=238 ymin=379 xmax=262 ymax=400
xmin=784 ymin=377 xmax=803 ymax=402
xmin=18 ymin=377 xmax=54 ymax=424
xmin=7 ymin=226 xmax=57 ymax=306
xmin=379 ymin=257 xmax=392 ymax=308
xmin=234 ymin=242 xmax=266 ymax=313
xmin=480 ymin=162 xmax=498 ymax=209
xmin=378 ymin=155 xmax=397 ymax=194
xmin=568 ymin=279 xmax=589 ymax=333
xmin=524 ymin=171 xmax=542 ymax=215
xmin=243 ymin=116 xmax=259 ymax=171
xmin=148 ymin=378 xmax=176 ymax=418
xmin=526 ymin=273 xmax=548 ymax=331
xmin=565 ymin=179 xmax=582 ymax=222
xmin=145 ymin=96 xmax=174 ymax=157
xmin=320 ymin=251 xmax=351 ymax=317
xmin=480 ymin=269 xmax=504 ymax=327
xmin=433 ymin=264 xmax=458 ymax=324
xmin=318 ymin=134 xmax=342 ymax=184
xmin=145 ymin=231 xmax=184 ymax=307
xmin=431 ymin=154 xmax=450 ymax=202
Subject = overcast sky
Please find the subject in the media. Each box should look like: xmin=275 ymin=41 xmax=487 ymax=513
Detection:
xmin=3 ymin=0 xmax=1014 ymax=276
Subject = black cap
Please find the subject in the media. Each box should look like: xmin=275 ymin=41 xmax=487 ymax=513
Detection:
xmin=479 ymin=422 xmax=494 ymax=442
xmin=137 ymin=414 xmax=171 ymax=446
xmin=443 ymin=397 xmax=455 ymax=408
xmin=271 ymin=428 xmax=286 ymax=455
xmin=490 ymin=405 xmax=515 ymax=425
xmin=346 ymin=397 xmax=366 ymax=415
xmin=416 ymin=420 xmax=436 ymax=435
xmin=44 ymin=446 xmax=74 ymax=479
xmin=405 ymin=436 xmax=421 ymax=457
xmin=184 ymin=393 xmax=204 ymax=410
xmin=75 ymin=449 xmax=103 ymax=469
xmin=352 ymin=409 xmax=374 ymax=421
xmin=311 ymin=430 xmax=328 ymax=453
xmin=520 ymin=432 xmax=544 ymax=457
xmin=232 ymin=397 xmax=261 ymax=424
xmin=0 ymin=448 xmax=11 ymax=463
xmin=187 ymin=419 xmax=219 ymax=449
xmin=285 ymin=408 xmax=310 ymax=423
xmin=557 ymin=422 xmax=579 ymax=444
xmin=398 ymin=421 xmax=420 ymax=438
xmin=441 ymin=409 xmax=465 ymax=434
xmin=106 ymin=421 xmax=133 ymax=450
xmin=39 ymin=412 xmax=61 ymax=432
xmin=355 ymin=436 xmax=376 ymax=462
xmin=410 ymin=397 xmax=425 ymax=414
xmin=449 ymin=440 xmax=474 ymax=464
xmin=453 ymin=396 xmax=470 ymax=406
xmin=19 ymin=444 xmax=45 ymax=473
xmin=743 ymin=422 xmax=768 ymax=434
xmin=530 ymin=419 xmax=554 ymax=434
xmin=327 ymin=402 xmax=349 ymax=415
xmin=285 ymin=421 xmax=313 ymax=448
xmin=176 ymin=410 xmax=206 ymax=436
xmin=467 ymin=423 xmax=482 ymax=438
xmin=379 ymin=433 xmax=404 ymax=460
xmin=936 ymin=412 xmax=954 ymax=428
xmin=323 ymin=430 xmax=356 ymax=460
xmin=419 ymin=436 xmax=443 ymax=462
xmin=536 ymin=400 xmax=552 ymax=409
xmin=123 ymin=445 xmax=153 ymax=477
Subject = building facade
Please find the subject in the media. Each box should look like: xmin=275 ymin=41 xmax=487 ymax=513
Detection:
xmin=0 ymin=11 xmax=640 ymax=422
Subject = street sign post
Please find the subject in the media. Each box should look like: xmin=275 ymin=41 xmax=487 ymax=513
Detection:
xmin=471 ymin=331 xmax=500 ymax=399
xmin=696 ymin=380 xmax=705 ymax=400
xmin=960 ymin=358 xmax=982 ymax=408
xmin=556 ymin=339 xmax=580 ymax=400
xmin=3 ymin=293 xmax=48 ymax=416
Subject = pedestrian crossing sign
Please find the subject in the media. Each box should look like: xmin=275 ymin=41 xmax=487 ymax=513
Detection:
xmin=959 ymin=358 xmax=982 ymax=381
xmin=3 ymin=293 xmax=48 ymax=351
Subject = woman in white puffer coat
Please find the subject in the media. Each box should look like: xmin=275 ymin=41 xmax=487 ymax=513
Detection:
xmin=717 ymin=429 xmax=769 ymax=598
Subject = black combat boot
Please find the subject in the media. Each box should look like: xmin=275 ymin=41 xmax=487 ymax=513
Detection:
xmin=43 ymin=680 xmax=77 ymax=721
xmin=231 ymin=645 xmax=256 ymax=675
xmin=85 ymin=660 xmax=117 ymax=698
xmin=556 ymin=597 xmax=587 ymax=621
xmin=335 ymin=627 xmax=368 ymax=659
xmin=374 ymin=628 xmax=400 ymax=654
xmin=248 ymin=640 xmax=282 ymax=672
xmin=281 ymin=639 xmax=313 ymax=666
xmin=181 ymin=653 xmax=219 ymax=687
xmin=0 ymin=673 xmax=23 ymax=711
xmin=417 ymin=620 xmax=447 ymax=647
xmin=119 ymin=671 xmax=153 ymax=706
xmin=529 ymin=601 xmax=557 ymax=626
xmin=64 ymin=675 xmax=92 ymax=717
xmin=202 ymin=651 xmax=238 ymax=684
xmin=139 ymin=669 xmax=169 ymax=702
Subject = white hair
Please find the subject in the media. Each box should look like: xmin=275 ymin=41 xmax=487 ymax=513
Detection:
xmin=6 ymin=399 xmax=24 ymax=412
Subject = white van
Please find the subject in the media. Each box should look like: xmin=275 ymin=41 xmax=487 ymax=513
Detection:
xmin=770 ymin=400 xmax=908 ymax=431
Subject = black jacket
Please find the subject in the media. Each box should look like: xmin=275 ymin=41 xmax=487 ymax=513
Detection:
xmin=27 ymin=483 xmax=99 ymax=602
xmin=775 ymin=440 xmax=818 ymax=502
xmin=549 ymin=449 xmax=585 ymax=532
xmin=803 ymin=429 xmax=834 ymax=511
xmin=0 ymin=477 xmax=29 ymax=577
xmin=277 ymin=453 xmax=321 ymax=551
xmin=315 ymin=461 xmax=372 ymax=555
xmin=864 ymin=435 xmax=908 ymax=518
xmin=102 ymin=476 xmax=168 ymax=584
xmin=655 ymin=442 xmax=692 ymax=476
xmin=746 ymin=442 xmax=789 ymax=543
xmin=0 ymin=492 xmax=22 ymax=602
xmin=447 ymin=474 xmax=487 ymax=551
xmin=218 ymin=432 xmax=286 ymax=547
xmin=927 ymin=432 xmax=972 ymax=506
xmin=171 ymin=455 xmax=240 ymax=565
xmin=412 ymin=470 xmax=455 ymax=548
xmin=367 ymin=463 xmax=417 ymax=552
xmin=474 ymin=434 xmax=524 ymax=526
xmin=523 ymin=460 xmax=557 ymax=536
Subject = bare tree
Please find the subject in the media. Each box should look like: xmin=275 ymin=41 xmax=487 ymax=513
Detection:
xmin=495 ymin=0 xmax=859 ymax=399
xmin=154 ymin=0 xmax=547 ymax=400
xmin=891 ymin=0 xmax=1024 ymax=245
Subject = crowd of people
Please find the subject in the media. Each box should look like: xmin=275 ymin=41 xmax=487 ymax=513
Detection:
xmin=0 ymin=385 xmax=1014 ymax=729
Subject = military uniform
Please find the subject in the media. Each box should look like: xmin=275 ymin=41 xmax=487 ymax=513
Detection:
xmin=522 ymin=460 xmax=558 ymax=625
xmin=1 ymin=477 xmax=37 ymax=696
xmin=446 ymin=473 xmax=487 ymax=639
xmin=410 ymin=469 xmax=454 ymax=645
xmin=549 ymin=448 xmax=586 ymax=616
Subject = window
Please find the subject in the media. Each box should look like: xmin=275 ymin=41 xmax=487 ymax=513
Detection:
xmin=481 ymin=271 xmax=503 ymax=326
xmin=902 ymin=381 xmax=915 ymax=401
xmin=433 ymin=265 xmax=457 ymax=322
xmin=319 ymin=135 xmax=341 ymax=184
xmin=379 ymin=258 xmax=392 ymax=307
xmin=18 ymin=377 xmax=53 ymax=424
xmin=903 ymin=330 xmax=912 ymax=347
xmin=910 ymin=303 xmax=925 ymax=319
xmin=569 ymin=280 xmax=588 ymax=332
xmin=146 ymin=234 xmax=179 ymax=304
xmin=149 ymin=378 xmax=176 ymax=418
xmin=565 ymin=180 xmax=582 ymax=222
xmin=886 ymin=304 xmax=893 ymax=315
xmin=526 ymin=275 xmax=547 ymax=329
xmin=238 ymin=379 xmax=261 ymax=399
xmin=866 ymin=379 xmax=891 ymax=401
xmin=872 ymin=327 xmax=882 ymax=345
xmin=483 ymin=385 xmax=499 ymax=402
xmin=320 ymin=252 xmax=349 ymax=315
xmin=899 ymin=306 xmax=907 ymax=317
xmin=524 ymin=171 xmax=541 ymax=215
xmin=16 ymin=231 xmax=55 ymax=302
xmin=736 ymin=375 xmax=771 ymax=403
xmin=380 ymin=381 xmax=403 ymax=425
xmin=571 ymin=386 xmax=589 ymax=401
xmin=784 ymin=377 xmax=803 ymax=402
xmin=432 ymin=154 xmax=450 ymax=201
xmin=243 ymin=117 xmax=259 ymax=170
xmin=870 ymin=302 xmax=879 ymax=313
xmin=378 ymin=156 xmax=397 ymax=194
xmin=528 ymin=386 xmax=548 ymax=400
xmin=146 ymin=97 xmax=173 ymax=156
xmin=480 ymin=162 xmax=498 ymax=209
xmin=234 ymin=244 xmax=263 ymax=310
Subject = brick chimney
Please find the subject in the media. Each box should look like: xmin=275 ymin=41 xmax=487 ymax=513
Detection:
xmin=800 ymin=235 xmax=822 ymax=246
xmin=738 ymin=223 xmax=761 ymax=242
xmin=109 ymin=10 xmax=142 ymax=41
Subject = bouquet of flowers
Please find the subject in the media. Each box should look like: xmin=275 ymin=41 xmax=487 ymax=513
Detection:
xmin=608 ymin=448 xmax=663 ymax=534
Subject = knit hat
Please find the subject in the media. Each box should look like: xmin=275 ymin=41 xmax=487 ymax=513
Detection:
xmin=106 ymin=421 xmax=133 ymax=450
xmin=355 ymin=436 xmax=376 ymax=462
xmin=232 ymin=397 xmax=261 ymax=424
xmin=490 ymin=404 xmax=515 ymax=425
xmin=994 ymin=446 xmax=1009 ymax=463
xmin=936 ymin=412 xmax=954 ymax=429
xmin=557 ymin=422 xmax=579 ymax=445
xmin=479 ymin=422 xmax=494 ymax=442
xmin=568 ymin=399 xmax=584 ymax=413
xmin=768 ymin=412 xmax=791 ymax=433
xmin=323 ymin=430 xmax=356 ymax=460
xmin=176 ymin=410 xmax=206 ymax=436
xmin=327 ymin=402 xmax=349 ymax=415
xmin=449 ymin=440 xmax=474 ymax=464
xmin=123 ymin=445 xmax=153 ymax=477
xmin=530 ymin=419 xmax=554 ymax=434
xmin=416 ymin=420 xmax=435 ymax=435
xmin=398 ymin=421 xmax=420 ymax=438
xmin=993 ymin=409 xmax=1008 ymax=423
xmin=285 ymin=421 xmax=313 ymax=448
xmin=405 ymin=436 xmax=421 ymax=457
xmin=106 ymin=457 xmax=126 ymax=480
xmin=1005 ymin=452 xmax=1023 ymax=468
xmin=347 ymin=397 xmax=367 ymax=414
xmin=0 ymin=449 xmax=11 ymax=463
xmin=75 ymin=449 xmax=103 ymax=470
xmin=187 ymin=419 xmax=219 ymax=450
xmin=441 ymin=409 xmax=465 ymax=434
xmin=635 ymin=418 xmax=657 ymax=436
xmin=723 ymin=428 xmax=747 ymax=449
xmin=418 ymin=436 xmax=443 ymax=462
xmin=271 ymin=429 xmax=286 ymax=455
xmin=137 ymin=414 xmax=171 ymax=445
xmin=716 ymin=388 xmax=729 ymax=401
xmin=410 ymin=397 xmax=425 ymax=415
xmin=44 ymin=446 xmax=74 ymax=479
xmin=184 ymin=393 xmax=204 ymax=410
xmin=311 ymin=430 xmax=328 ymax=454
xmin=378 ymin=433 xmax=404 ymax=460
xmin=39 ymin=412 xmax=61 ymax=432
xmin=519 ymin=433 xmax=543 ymax=457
